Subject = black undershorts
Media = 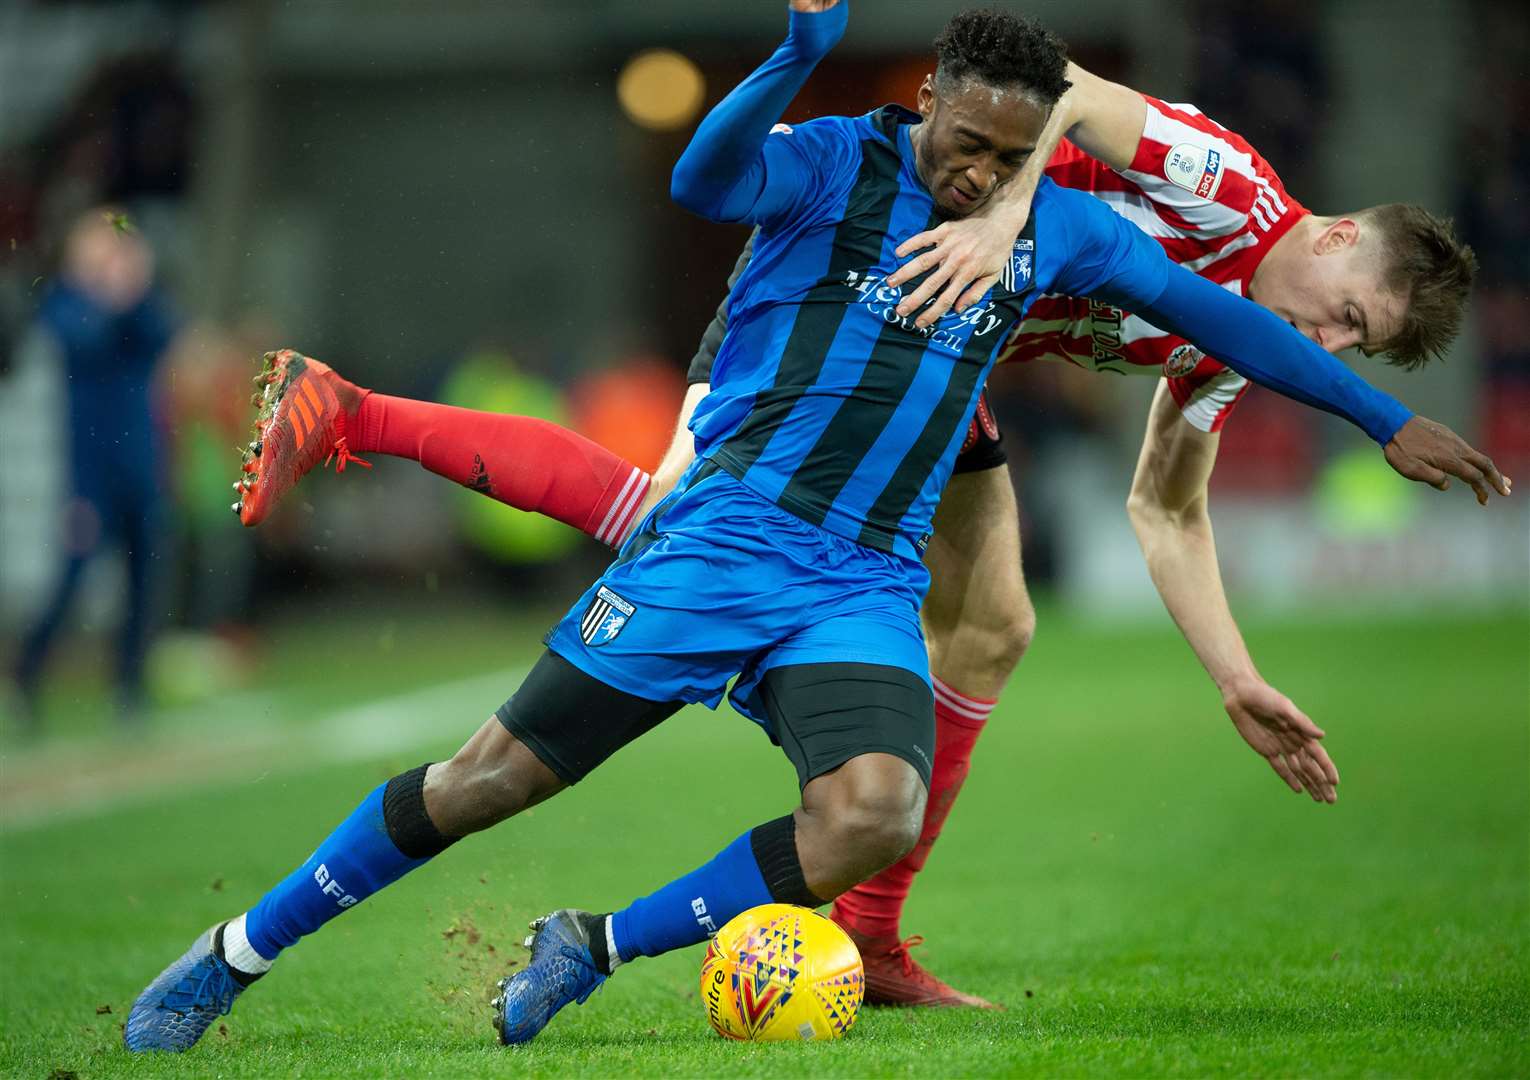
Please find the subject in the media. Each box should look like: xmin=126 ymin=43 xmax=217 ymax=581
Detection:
xmin=952 ymin=388 xmax=1007 ymax=474
xmin=497 ymin=651 xmax=934 ymax=789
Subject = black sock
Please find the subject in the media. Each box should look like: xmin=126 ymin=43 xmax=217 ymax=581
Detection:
xmin=382 ymin=764 xmax=459 ymax=858
xmin=579 ymin=912 xmax=614 ymax=975
xmin=213 ymin=922 xmax=264 ymax=987
xmin=750 ymin=814 xmax=827 ymax=908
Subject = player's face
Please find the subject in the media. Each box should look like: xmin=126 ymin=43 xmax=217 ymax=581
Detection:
xmin=1259 ymin=219 xmax=1405 ymax=356
xmin=913 ymin=74 xmax=1050 ymax=219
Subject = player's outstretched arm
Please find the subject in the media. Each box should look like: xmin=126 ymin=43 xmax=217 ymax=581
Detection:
xmin=1140 ymin=265 xmax=1511 ymax=500
xmin=889 ymin=61 xmax=1140 ymax=327
xmin=1127 ymin=381 xmax=1338 ymax=802
xmin=1134 ymin=261 xmax=1412 ymax=444
xmin=670 ymin=0 xmax=846 ymax=224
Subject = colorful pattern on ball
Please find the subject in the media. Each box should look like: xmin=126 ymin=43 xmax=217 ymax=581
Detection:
xmin=698 ymin=903 xmax=865 ymax=1042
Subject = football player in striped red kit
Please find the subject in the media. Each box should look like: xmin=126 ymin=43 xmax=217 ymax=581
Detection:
xmin=230 ymin=56 xmax=1507 ymax=1011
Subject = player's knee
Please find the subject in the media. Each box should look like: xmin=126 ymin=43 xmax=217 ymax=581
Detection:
xmin=427 ymin=754 xmax=528 ymax=833
xmin=970 ymin=596 xmax=1036 ymax=679
xmin=813 ymin=766 xmax=925 ymax=878
xmin=999 ymin=601 xmax=1037 ymax=665
xmin=846 ymin=794 xmax=923 ymax=874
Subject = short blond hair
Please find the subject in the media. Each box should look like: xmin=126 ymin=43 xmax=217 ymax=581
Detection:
xmin=1361 ymin=204 xmax=1478 ymax=370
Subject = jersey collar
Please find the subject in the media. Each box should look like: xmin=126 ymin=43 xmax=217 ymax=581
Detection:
xmin=868 ymin=103 xmax=921 ymax=143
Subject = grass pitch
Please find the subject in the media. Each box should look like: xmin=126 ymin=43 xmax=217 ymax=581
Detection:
xmin=2 ymin=598 xmax=1526 ymax=1077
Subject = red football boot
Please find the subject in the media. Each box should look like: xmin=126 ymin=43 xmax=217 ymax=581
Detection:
xmin=235 ymin=349 xmax=371 ymax=527
xmin=831 ymin=916 xmax=1000 ymax=1009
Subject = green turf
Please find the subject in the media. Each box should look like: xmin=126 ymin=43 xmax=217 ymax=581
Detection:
xmin=2 ymin=603 xmax=1526 ymax=1077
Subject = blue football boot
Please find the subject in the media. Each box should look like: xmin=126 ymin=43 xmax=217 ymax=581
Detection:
xmin=493 ymin=909 xmax=607 ymax=1045
xmin=124 ymin=923 xmax=248 ymax=1053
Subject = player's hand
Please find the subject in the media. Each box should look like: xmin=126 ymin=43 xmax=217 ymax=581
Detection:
xmin=788 ymin=0 xmax=841 ymax=12
xmin=1222 ymin=677 xmax=1339 ymax=803
xmin=1384 ymin=415 xmax=1512 ymax=506
xmin=887 ymin=216 xmax=1016 ymax=330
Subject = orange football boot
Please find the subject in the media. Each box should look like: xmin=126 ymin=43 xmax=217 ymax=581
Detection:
xmin=234 ymin=349 xmax=371 ymax=526
xmin=831 ymin=916 xmax=1000 ymax=1009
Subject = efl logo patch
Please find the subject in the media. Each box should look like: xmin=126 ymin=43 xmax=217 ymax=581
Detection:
xmin=581 ymin=586 xmax=635 ymax=646
xmin=999 ymin=238 xmax=1034 ymax=292
xmin=1164 ymin=143 xmax=1223 ymax=200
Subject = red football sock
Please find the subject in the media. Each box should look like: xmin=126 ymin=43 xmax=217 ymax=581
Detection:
xmin=353 ymin=393 xmax=651 ymax=547
xmin=832 ymin=675 xmax=995 ymax=939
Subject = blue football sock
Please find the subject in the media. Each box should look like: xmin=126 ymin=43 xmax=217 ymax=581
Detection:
xmin=244 ymin=783 xmax=433 ymax=960
xmin=608 ymin=830 xmax=772 ymax=964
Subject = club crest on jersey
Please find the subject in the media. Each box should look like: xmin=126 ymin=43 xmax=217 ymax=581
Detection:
xmin=999 ymin=238 xmax=1034 ymax=292
xmin=581 ymin=586 xmax=636 ymax=646
xmin=1164 ymin=343 xmax=1204 ymax=378
xmin=1164 ymin=143 xmax=1223 ymax=200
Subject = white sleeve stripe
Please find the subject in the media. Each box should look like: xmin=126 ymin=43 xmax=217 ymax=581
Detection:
xmin=1179 ymin=371 xmax=1249 ymax=431
xmin=1254 ymin=176 xmax=1288 ymax=214
xmin=1254 ymin=190 xmax=1283 ymax=224
xmin=1250 ymin=201 xmax=1272 ymax=232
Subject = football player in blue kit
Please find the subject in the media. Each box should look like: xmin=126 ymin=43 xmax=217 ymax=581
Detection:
xmin=126 ymin=0 xmax=1455 ymax=1052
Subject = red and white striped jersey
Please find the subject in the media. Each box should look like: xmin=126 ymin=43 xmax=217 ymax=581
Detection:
xmin=998 ymin=95 xmax=1309 ymax=432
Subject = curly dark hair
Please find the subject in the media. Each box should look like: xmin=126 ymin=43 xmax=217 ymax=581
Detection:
xmin=933 ymin=8 xmax=1072 ymax=105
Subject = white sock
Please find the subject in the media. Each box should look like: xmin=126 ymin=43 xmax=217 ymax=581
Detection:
xmin=604 ymin=915 xmax=625 ymax=972
xmin=221 ymin=913 xmax=274 ymax=975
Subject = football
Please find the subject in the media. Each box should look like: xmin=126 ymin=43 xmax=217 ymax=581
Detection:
xmin=699 ymin=903 xmax=865 ymax=1041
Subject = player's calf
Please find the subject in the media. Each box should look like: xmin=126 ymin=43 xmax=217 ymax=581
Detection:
xmin=422 ymin=717 xmax=567 ymax=836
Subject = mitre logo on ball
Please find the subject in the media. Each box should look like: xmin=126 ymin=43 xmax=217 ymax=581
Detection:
xmin=700 ymin=904 xmax=864 ymax=1042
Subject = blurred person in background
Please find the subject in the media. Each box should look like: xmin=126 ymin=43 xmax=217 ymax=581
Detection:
xmin=11 ymin=207 xmax=177 ymax=730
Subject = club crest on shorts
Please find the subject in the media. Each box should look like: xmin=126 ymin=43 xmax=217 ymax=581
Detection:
xmin=581 ymin=586 xmax=636 ymax=646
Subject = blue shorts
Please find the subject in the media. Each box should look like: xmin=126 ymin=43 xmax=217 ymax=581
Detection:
xmin=546 ymin=460 xmax=932 ymax=726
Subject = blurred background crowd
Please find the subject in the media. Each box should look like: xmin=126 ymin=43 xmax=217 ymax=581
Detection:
xmin=0 ymin=0 xmax=1525 ymax=732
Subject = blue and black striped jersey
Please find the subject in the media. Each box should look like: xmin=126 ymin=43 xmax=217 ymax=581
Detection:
xmin=689 ymin=105 xmax=1168 ymax=559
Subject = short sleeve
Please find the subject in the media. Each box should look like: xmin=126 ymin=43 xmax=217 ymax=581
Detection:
xmin=1121 ymin=96 xmax=1266 ymax=237
xmin=1164 ymin=358 xmax=1250 ymax=433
